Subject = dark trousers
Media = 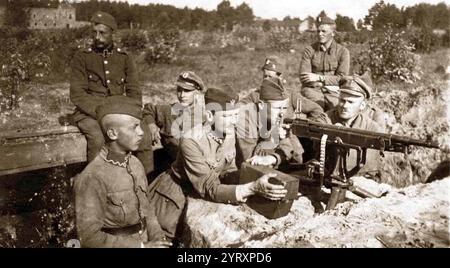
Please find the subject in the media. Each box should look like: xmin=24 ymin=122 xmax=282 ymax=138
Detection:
xmin=301 ymin=86 xmax=339 ymax=112
xmin=77 ymin=117 xmax=154 ymax=174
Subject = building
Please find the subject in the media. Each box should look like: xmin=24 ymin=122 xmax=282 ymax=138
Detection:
xmin=298 ymin=16 xmax=317 ymax=33
xmin=28 ymin=3 xmax=89 ymax=30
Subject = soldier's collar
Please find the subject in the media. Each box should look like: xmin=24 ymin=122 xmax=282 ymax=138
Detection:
xmin=207 ymin=130 xmax=224 ymax=145
xmin=102 ymin=147 xmax=131 ymax=168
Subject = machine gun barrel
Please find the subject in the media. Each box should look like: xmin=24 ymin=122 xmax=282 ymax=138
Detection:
xmin=285 ymin=118 xmax=439 ymax=153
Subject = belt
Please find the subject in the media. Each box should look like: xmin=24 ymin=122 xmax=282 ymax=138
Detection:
xmin=101 ymin=218 xmax=146 ymax=236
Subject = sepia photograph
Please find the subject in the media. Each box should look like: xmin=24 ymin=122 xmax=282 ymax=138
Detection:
xmin=0 ymin=0 xmax=449 ymax=249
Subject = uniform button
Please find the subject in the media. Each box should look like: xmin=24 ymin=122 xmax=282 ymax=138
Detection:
xmin=105 ymin=70 xmax=110 ymax=75
xmin=104 ymin=60 xmax=108 ymax=64
xmin=107 ymin=80 xmax=110 ymax=84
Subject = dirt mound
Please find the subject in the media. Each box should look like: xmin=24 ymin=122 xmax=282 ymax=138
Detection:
xmin=181 ymin=177 xmax=450 ymax=248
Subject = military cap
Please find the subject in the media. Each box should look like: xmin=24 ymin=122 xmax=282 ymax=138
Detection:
xmin=339 ymin=74 xmax=373 ymax=99
xmin=91 ymin=11 xmax=118 ymax=31
xmin=205 ymin=86 xmax=239 ymax=111
xmin=261 ymin=55 xmax=284 ymax=75
xmin=176 ymin=71 xmax=206 ymax=93
xmin=316 ymin=15 xmax=335 ymax=26
xmin=96 ymin=95 xmax=142 ymax=121
xmin=259 ymin=77 xmax=289 ymax=101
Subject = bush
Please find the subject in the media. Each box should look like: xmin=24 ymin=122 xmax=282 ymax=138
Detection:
xmin=120 ymin=30 xmax=148 ymax=52
xmin=144 ymin=27 xmax=180 ymax=65
xmin=353 ymin=25 xmax=420 ymax=83
xmin=407 ymin=27 xmax=442 ymax=53
xmin=268 ymin=31 xmax=298 ymax=52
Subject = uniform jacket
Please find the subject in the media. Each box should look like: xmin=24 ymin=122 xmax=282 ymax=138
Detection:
xmin=299 ymin=40 xmax=350 ymax=87
xmin=326 ymin=109 xmax=383 ymax=175
xmin=74 ymin=147 xmax=164 ymax=248
xmin=235 ymin=96 xmax=305 ymax=168
xmin=168 ymin=126 xmax=239 ymax=204
xmin=142 ymin=103 xmax=204 ymax=159
xmin=70 ymin=46 xmax=141 ymax=122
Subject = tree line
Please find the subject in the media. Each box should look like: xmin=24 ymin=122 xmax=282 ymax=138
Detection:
xmin=0 ymin=0 xmax=448 ymax=32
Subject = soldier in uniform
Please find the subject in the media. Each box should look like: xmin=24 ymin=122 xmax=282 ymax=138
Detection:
xmin=74 ymin=96 xmax=171 ymax=248
xmin=235 ymin=76 xmax=307 ymax=169
xmin=326 ymin=75 xmax=384 ymax=176
xmin=70 ymin=11 xmax=153 ymax=174
xmin=242 ymin=55 xmax=329 ymax=123
xmin=147 ymin=87 xmax=288 ymax=241
xmin=299 ymin=15 xmax=350 ymax=111
xmin=143 ymin=71 xmax=206 ymax=179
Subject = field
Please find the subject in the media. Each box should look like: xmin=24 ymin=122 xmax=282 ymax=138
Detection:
xmin=0 ymin=30 xmax=448 ymax=247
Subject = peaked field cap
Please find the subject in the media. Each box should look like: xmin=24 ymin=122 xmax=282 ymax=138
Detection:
xmin=176 ymin=71 xmax=206 ymax=93
xmin=205 ymin=86 xmax=239 ymax=110
xmin=96 ymin=95 xmax=142 ymax=121
xmin=91 ymin=11 xmax=118 ymax=31
xmin=316 ymin=15 xmax=335 ymax=26
xmin=259 ymin=77 xmax=289 ymax=101
xmin=261 ymin=55 xmax=284 ymax=74
xmin=339 ymin=74 xmax=373 ymax=99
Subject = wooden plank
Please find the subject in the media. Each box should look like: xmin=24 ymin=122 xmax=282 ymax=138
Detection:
xmin=0 ymin=127 xmax=87 ymax=176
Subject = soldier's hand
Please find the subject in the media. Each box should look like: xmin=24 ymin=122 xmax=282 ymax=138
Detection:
xmin=143 ymin=240 xmax=172 ymax=248
xmin=247 ymin=155 xmax=277 ymax=167
xmin=252 ymin=173 xmax=287 ymax=200
xmin=148 ymin=123 xmax=161 ymax=143
xmin=300 ymin=73 xmax=320 ymax=84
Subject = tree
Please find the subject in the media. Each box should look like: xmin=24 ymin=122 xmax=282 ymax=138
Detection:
xmin=336 ymin=14 xmax=355 ymax=32
xmin=235 ymin=2 xmax=253 ymax=25
xmin=262 ymin=20 xmax=271 ymax=32
xmin=364 ymin=0 xmax=404 ymax=30
xmin=4 ymin=0 xmax=31 ymax=27
xmin=356 ymin=19 xmax=364 ymax=30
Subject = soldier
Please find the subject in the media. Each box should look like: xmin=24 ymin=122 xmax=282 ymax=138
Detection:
xmin=326 ymin=75 xmax=384 ymax=176
xmin=299 ymin=15 xmax=350 ymax=111
xmin=74 ymin=96 xmax=171 ymax=248
xmin=242 ymin=55 xmax=329 ymax=123
xmin=143 ymin=71 xmax=206 ymax=179
xmin=69 ymin=11 xmax=153 ymax=174
xmin=147 ymin=87 xmax=287 ymax=241
xmin=236 ymin=76 xmax=306 ymax=169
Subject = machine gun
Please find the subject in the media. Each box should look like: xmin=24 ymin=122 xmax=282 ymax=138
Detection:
xmin=283 ymin=118 xmax=440 ymax=210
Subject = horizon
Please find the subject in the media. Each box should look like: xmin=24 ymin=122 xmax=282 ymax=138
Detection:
xmin=72 ymin=0 xmax=449 ymax=21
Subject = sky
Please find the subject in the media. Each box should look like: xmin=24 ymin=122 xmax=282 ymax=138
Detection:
xmin=104 ymin=0 xmax=450 ymax=21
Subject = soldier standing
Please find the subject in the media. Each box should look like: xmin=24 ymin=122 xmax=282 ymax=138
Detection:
xmin=70 ymin=11 xmax=153 ymax=174
xmin=299 ymin=15 xmax=350 ymax=111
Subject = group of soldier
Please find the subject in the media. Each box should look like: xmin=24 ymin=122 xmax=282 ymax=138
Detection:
xmin=71 ymin=11 xmax=388 ymax=248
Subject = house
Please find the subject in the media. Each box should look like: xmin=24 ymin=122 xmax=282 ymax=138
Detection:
xmin=298 ymin=16 xmax=317 ymax=33
xmin=28 ymin=3 xmax=89 ymax=30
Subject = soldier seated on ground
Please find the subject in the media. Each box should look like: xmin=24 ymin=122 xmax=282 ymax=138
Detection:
xmin=147 ymin=87 xmax=287 ymax=242
xmin=142 ymin=71 xmax=206 ymax=180
xmin=236 ymin=76 xmax=307 ymax=169
xmin=299 ymin=15 xmax=350 ymax=112
xmin=70 ymin=11 xmax=153 ymax=174
xmin=74 ymin=96 xmax=170 ymax=248
xmin=326 ymin=75 xmax=384 ymax=177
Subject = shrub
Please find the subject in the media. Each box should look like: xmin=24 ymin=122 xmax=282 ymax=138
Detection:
xmin=407 ymin=27 xmax=442 ymax=53
xmin=268 ymin=31 xmax=298 ymax=52
xmin=120 ymin=30 xmax=148 ymax=52
xmin=353 ymin=25 xmax=420 ymax=83
xmin=144 ymin=27 xmax=180 ymax=65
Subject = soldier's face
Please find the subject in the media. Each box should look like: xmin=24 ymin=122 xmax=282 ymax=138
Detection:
xmin=177 ymin=87 xmax=196 ymax=107
xmin=92 ymin=23 xmax=113 ymax=49
xmin=263 ymin=69 xmax=279 ymax=79
xmin=213 ymin=108 xmax=239 ymax=136
xmin=111 ymin=115 xmax=144 ymax=152
xmin=317 ymin=24 xmax=335 ymax=44
xmin=337 ymin=94 xmax=365 ymax=120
